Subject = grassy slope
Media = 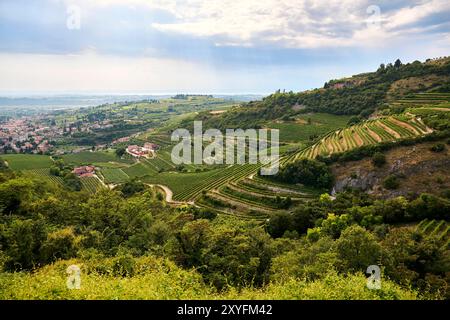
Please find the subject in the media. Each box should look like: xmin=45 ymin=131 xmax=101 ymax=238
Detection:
xmin=62 ymin=151 xmax=132 ymax=165
xmin=1 ymin=154 xmax=53 ymax=170
xmin=267 ymin=113 xmax=352 ymax=143
xmin=0 ymin=258 xmax=417 ymax=300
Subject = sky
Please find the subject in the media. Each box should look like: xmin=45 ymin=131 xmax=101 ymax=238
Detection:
xmin=0 ymin=0 xmax=449 ymax=95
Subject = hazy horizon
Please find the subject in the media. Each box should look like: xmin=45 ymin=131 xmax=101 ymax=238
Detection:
xmin=1 ymin=1 xmax=449 ymax=93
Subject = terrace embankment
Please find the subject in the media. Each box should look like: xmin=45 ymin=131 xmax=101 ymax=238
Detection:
xmin=332 ymin=140 xmax=450 ymax=198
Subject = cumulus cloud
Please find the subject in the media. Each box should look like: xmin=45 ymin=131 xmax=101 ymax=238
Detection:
xmin=0 ymin=0 xmax=449 ymax=93
xmin=148 ymin=0 xmax=450 ymax=48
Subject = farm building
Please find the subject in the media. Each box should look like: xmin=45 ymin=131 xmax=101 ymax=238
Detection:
xmin=73 ymin=165 xmax=95 ymax=177
xmin=126 ymin=143 xmax=159 ymax=158
xmin=126 ymin=145 xmax=150 ymax=158
xmin=143 ymin=142 xmax=160 ymax=151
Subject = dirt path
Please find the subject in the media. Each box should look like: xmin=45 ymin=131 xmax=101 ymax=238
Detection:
xmin=209 ymin=190 xmax=275 ymax=213
xmin=337 ymin=131 xmax=349 ymax=151
xmin=93 ymin=174 xmax=108 ymax=189
xmin=228 ymin=182 xmax=305 ymax=200
xmin=353 ymin=131 xmax=364 ymax=146
xmin=247 ymin=176 xmax=309 ymax=196
xmin=390 ymin=118 xmax=420 ymax=134
xmin=365 ymin=126 xmax=382 ymax=142
xmin=144 ymin=183 xmax=194 ymax=205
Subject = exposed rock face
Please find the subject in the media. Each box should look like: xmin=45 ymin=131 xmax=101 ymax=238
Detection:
xmin=334 ymin=169 xmax=379 ymax=193
xmin=332 ymin=141 xmax=450 ymax=199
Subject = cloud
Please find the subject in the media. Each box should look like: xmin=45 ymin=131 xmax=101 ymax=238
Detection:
xmin=1 ymin=0 xmax=448 ymax=55
xmin=0 ymin=0 xmax=449 ymax=93
xmin=149 ymin=0 xmax=450 ymax=48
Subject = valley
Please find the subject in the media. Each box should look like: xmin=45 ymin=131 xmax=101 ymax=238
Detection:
xmin=1 ymin=57 xmax=449 ymax=300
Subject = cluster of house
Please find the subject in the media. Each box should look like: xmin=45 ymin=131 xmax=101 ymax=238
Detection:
xmin=0 ymin=114 xmax=121 ymax=155
xmin=0 ymin=119 xmax=55 ymax=154
xmin=72 ymin=165 xmax=95 ymax=177
xmin=126 ymin=142 xmax=160 ymax=158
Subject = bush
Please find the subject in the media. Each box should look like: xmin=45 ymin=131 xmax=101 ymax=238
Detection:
xmin=193 ymin=208 xmax=217 ymax=220
xmin=115 ymin=147 xmax=126 ymax=157
xmin=383 ymin=175 xmax=400 ymax=190
xmin=371 ymin=152 xmax=386 ymax=167
xmin=430 ymin=143 xmax=445 ymax=152
xmin=40 ymin=227 xmax=80 ymax=263
xmin=118 ymin=179 xmax=145 ymax=197
xmin=112 ymin=254 xmax=136 ymax=277
xmin=275 ymin=159 xmax=334 ymax=188
xmin=267 ymin=212 xmax=293 ymax=238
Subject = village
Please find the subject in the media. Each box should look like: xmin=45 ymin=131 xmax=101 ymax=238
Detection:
xmin=0 ymin=113 xmax=128 ymax=155
xmin=0 ymin=118 xmax=56 ymax=154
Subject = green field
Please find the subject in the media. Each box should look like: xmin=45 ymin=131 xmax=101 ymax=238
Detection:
xmin=1 ymin=154 xmax=53 ymax=170
xmin=99 ymin=168 xmax=130 ymax=184
xmin=24 ymin=168 xmax=64 ymax=186
xmin=62 ymin=151 xmax=132 ymax=165
xmin=267 ymin=113 xmax=352 ymax=143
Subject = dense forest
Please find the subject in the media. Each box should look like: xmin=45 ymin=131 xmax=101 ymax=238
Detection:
xmin=0 ymin=162 xmax=448 ymax=299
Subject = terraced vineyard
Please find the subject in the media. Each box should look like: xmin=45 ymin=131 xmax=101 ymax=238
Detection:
xmin=80 ymin=176 xmax=106 ymax=193
xmin=122 ymin=162 xmax=157 ymax=178
xmin=390 ymin=92 xmax=450 ymax=109
xmin=289 ymin=115 xmax=432 ymax=161
xmin=416 ymin=219 xmax=449 ymax=248
xmin=24 ymin=168 xmax=65 ymax=186
xmin=172 ymin=163 xmax=260 ymax=201
xmin=196 ymin=170 xmax=320 ymax=220
xmin=99 ymin=168 xmax=130 ymax=184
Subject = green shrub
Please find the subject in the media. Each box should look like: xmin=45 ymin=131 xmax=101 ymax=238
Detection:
xmin=276 ymin=158 xmax=334 ymax=188
xmin=430 ymin=143 xmax=445 ymax=152
xmin=372 ymin=152 xmax=386 ymax=167
xmin=383 ymin=175 xmax=400 ymax=190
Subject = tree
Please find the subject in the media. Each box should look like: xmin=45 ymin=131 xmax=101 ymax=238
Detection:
xmin=115 ymin=147 xmax=126 ymax=157
xmin=376 ymin=197 xmax=407 ymax=223
xmin=49 ymin=166 xmax=61 ymax=176
xmin=201 ymin=226 xmax=272 ymax=289
xmin=347 ymin=116 xmax=360 ymax=125
xmin=118 ymin=179 xmax=145 ymax=197
xmin=267 ymin=212 xmax=293 ymax=238
xmin=275 ymin=159 xmax=334 ymax=188
xmin=173 ymin=220 xmax=210 ymax=268
xmin=394 ymin=59 xmax=403 ymax=69
xmin=336 ymin=225 xmax=381 ymax=272
xmin=40 ymin=227 xmax=80 ymax=263
xmin=63 ymin=173 xmax=82 ymax=191
xmin=3 ymin=218 xmax=47 ymax=270
xmin=320 ymin=213 xmax=353 ymax=239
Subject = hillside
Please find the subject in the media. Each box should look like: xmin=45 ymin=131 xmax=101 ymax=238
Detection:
xmin=1 ymin=57 xmax=450 ymax=301
xmin=193 ymin=57 xmax=450 ymax=130
xmin=332 ymin=139 xmax=450 ymax=198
